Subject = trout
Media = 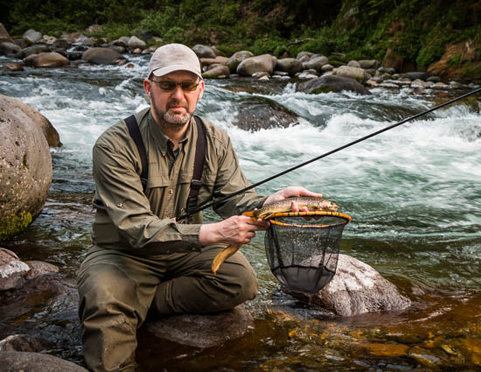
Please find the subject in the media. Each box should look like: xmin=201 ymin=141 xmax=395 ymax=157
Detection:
xmin=211 ymin=197 xmax=339 ymax=274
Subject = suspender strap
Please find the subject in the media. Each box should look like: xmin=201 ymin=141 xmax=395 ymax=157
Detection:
xmin=125 ymin=115 xmax=148 ymax=191
xmin=186 ymin=116 xmax=206 ymax=216
xmin=124 ymin=114 xmax=206 ymax=217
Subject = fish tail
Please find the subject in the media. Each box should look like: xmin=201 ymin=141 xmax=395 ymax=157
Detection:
xmin=211 ymin=244 xmax=242 ymax=275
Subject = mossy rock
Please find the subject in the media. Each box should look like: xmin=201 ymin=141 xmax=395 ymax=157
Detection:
xmin=311 ymin=85 xmax=335 ymax=94
xmin=0 ymin=211 xmax=32 ymax=242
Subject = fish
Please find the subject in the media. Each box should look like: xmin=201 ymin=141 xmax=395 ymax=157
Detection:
xmin=211 ymin=197 xmax=339 ymax=274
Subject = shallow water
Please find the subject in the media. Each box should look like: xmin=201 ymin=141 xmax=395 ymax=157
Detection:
xmin=1 ymin=54 xmax=481 ymax=370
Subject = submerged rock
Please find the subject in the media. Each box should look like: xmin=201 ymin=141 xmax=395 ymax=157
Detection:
xmin=147 ymin=305 xmax=253 ymax=348
xmin=287 ymin=254 xmax=412 ymax=316
xmin=0 ymin=248 xmax=30 ymax=291
xmin=0 ymin=351 xmax=88 ymax=372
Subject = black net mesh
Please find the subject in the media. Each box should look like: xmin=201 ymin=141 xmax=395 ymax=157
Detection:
xmin=264 ymin=212 xmax=350 ymax=293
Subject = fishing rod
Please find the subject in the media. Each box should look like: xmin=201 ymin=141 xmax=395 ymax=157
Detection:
xmin=177 ymin=86 xmax=481 ymax=221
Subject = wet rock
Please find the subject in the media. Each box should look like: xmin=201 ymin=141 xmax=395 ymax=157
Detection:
xmin=24 ymin=260 xmax=59 ymax=280
xmin=3 ymin=62 xmax=24 ymax=72
xmin=296 ymin=51 xmax=316 ymax=63
xmin=17 ymin=45 xmax=51 ymax=59
xmin=202 ymin=64 xmax=230 ymax=79
xmin=81 ymin=47 xmax=126 ymax=65
xmin=405 ymin=71 xmax=428 ymax=81
xmin=233 ymin=96 xmax=298 ymax=131
xmin=0 ymin=351 xmax=88 ymax=372
xmin=192 ymin=44 xmax=216 ymax=58
xmin=226 ymin=51 xmax=254 ymax=73
xmin=0 ymin=95 xmax=54 ymax=240
xmin=298 ymin=75 xmax=371 ymax=95
xmin=147 ymin=305 xmax=254 ymax=348
xmin=0 ymin=334 xmax=52 ymax=352
xmin=0 ymin=248 xmax=29 ymax=291
xmin=24 ymin=52 xmax=70 ymax=68
xmin=276 ymin=58 xmax=303 ymax=76
xmin=0 ymin=42 xmax=21 ymax=57
xmin=237 ymin=54 xmax=277 ymax=76
xmin=287 ymin=254 xmax=412 ymax=316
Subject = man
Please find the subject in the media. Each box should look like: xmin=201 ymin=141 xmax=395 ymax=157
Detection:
xmin=77 ymin=43 xmax=323 ymax=371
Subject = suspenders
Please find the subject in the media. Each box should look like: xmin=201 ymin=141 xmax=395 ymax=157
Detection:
xmin=124 ymin=114 xmax=206 ymax=218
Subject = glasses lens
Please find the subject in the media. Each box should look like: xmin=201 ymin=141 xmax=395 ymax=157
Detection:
xmin=152 ymin=81 xmax=199 ymax=92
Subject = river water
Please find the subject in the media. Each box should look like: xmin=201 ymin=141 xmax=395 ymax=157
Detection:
xmin=1 ymin=53 xmax=481 ymax=370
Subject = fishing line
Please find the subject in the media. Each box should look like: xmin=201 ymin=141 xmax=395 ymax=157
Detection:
xmin=178 ymin=86 xmax=481 ymax=221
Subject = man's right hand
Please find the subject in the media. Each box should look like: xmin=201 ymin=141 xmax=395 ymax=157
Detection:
xmin=199 ymin=215 xmax=269 ymax=247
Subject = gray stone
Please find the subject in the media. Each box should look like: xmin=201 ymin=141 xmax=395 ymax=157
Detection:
xmin=298 ymin=75 xmax=371 ymax=95
xmin=378 ymin=66 xmax=396 ymax=74
xmin=202 ymin=64 xmax=230 ymax=79
xmin=358 ymin=59 xmax=381 ymax=69
xmin=24 ymin=260 xmax=59 ymax=280
xmin=276 ymin=58 xmax=303 ymax=75
xmin=81 ymin=47 xmax=125 ymax=65
xmin=287 ymin=254 xmax=412 ymax=317
xmin=24 ymin=52 xmax=70 ymax=68
xmin=302 ymin=55 xmax=329 ymax=72
xmin=192 ymin=44 xmax=216 ymax=58
xmin=237 ymin=54 xmax=277 ymax=76
xmin=347 ymin=60 xmax=361 ymax=68
xmin=128 ymin=35 xmax=146 ymax=49
xmin=22 ymin=29 xmax=43 ymax=43
xmin=0 ymin=351 xmax=88 ymax=371
xmin=226 ymin=51 xmax=254 ymax=72
xmin=17 ymin=45 xmax=50 ymax=59
xmin=427 ymin=76 xmax=441 ymax=83
xmin=147 ymin=306 xmax=254 ymax=348
xmin=334 ymin=65 xmax=370 ymax=82
xmin=0 ymin=42 xmax=21 ymax=57
xmin=0 ymin=334 xmax=52 ymax=352
xmin=0 ymin=248 xmax=29 ymax=291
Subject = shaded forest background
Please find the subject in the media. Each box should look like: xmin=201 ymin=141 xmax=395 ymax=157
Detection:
xmin=1 ymin=0 xmax=481 ymax=76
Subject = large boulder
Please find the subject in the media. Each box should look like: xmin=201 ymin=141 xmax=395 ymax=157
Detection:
xmin=237 ymin=54 xmax=277 ymax=76
xmin=17 ymin=45 xmax=50 ymax=59
xmin=128 ymin=36 xmax=146 ymax=50
xmin=0 ymin=23 xmax=13 ymax=43
xmin=0 ymin=95 xmax=54 ymax=241
xmin=24 ymin=52 xmax=70 ymax=68
xmin=22 ymin=29 xmax=43 ymax=43
xmin=276 ymin=58 xmax=303 ymax=76
xmin=147 ymin=305 xmax=253 ymax=348
xmin=302 ymin=55 xmax=329 ymax=72
xmin=0 ymin=42 xmax=21 ymax=57
xmin=81 ymin=47 xmax=125 ymax=65
xmin=298 ymin=75 xmax=371 ymax=95
xmin=202 ymin=64 xmax=230 ymax=79
xmin=226 ymin=51 xmax=254 ymax=73
xmin=192 ymin=44 xmax=216 ymax=59
xmin=334 ymin=65 xmax=370 ymax=82
xmin=287 ymin=254 xmax=412 ymax=317
xmin=0 ymin=351 xmax=88 ymax=372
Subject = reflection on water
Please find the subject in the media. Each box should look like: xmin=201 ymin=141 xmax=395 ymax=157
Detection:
xmin=1 ymin=55 xmax=480 ymax=369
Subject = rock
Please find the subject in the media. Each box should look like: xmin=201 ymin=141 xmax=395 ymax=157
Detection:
xmin=200 ymin=56 xmax=229 ymax=68
xmin=287 ymin=254 xmax=412 ymax=317
xmin=237 ymin=54 xmax=277 ymax=76
xmin=334 ymin=65 xmax=370 ymax=82
xmin=0 ymin=23 xmax=13 ymax=43
xmin=296 ymin=51 xmax=316 ymax=63
xmin=321 ymin=64 xmax=334 ymax=72
xmin=2 ymin=42 xmax=21 ymax=59
xmin=233 ymin=96 xmax=298 ymax=131
xmin=24 ymin=52 xmax=70 ymax=68
xmin=276 ymin=58 xmax=303 ymax=76
xmin=17 ymin=45 xmax=50 ymax=59
xmin=226 ymin=51 xmax=254 ymax=73
xmin=0 ymin=351 xmax=88 ymax=372
xmin=358 ymin=59 xmax=381 ymax=69
xmin=427 ymin=76 xmax=441 ymax=83
xmin=0 ymin=334 xmax=52 ymax=352
xmin=297 ymin=69 xmax=319 ymax=79
xmin=378 ymin=66 xmax=396 ymax=74
xmin=347 ymin=60 xmax=361 ymax=68
xmin=202 ymin=64 xmax=230 ymax=79
xmin=192 ymin=44 xmax=216 ymax=58
xmin=411 ymin=79 xmax=432 ymax=89
xmin=302 ymin=55 xmax=329 ymax=72
xmin=3 ymin=62 xmax=24 ymax=72
xmin=298 ymin=75 xmax=371 ymax=95
xmin=147 ymin=306 xmax=254 ymax=348
xmin=405 ymin=71 xmax=428 ymax=81
xmin=0 ymin=248 xmax=30 ymax=291
xmin=24 ymin=260 xmax=59 ymax=280
xmin=81 ymin=47 xmax=125 ymax=65
xmin=22 ymin=29 xmax=43 ymax=43
xmin=128 ymin=36 xmax=146 ymax=49
xmin=0 ymin=95 xmax=53 ymax=240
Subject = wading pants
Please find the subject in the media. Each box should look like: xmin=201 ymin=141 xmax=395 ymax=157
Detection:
xmin=77 ymin=244 xmax=258 ymax=372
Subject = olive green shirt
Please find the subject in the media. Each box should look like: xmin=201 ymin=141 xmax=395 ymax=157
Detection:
xmin=91 ymin=107 xmax=266 ymax=254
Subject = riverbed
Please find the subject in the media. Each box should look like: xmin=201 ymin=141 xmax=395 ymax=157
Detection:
xmin=1 ymin=53 xmax=481 ymax=370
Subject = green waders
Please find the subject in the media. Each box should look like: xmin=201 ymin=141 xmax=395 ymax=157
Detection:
xmin=77 ymin=244 xmax=257 ymax=372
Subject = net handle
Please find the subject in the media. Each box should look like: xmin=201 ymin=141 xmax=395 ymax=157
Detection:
xmin=266 ymin=211 xmax=352 ymax=228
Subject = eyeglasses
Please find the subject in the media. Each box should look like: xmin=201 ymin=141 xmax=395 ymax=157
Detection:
xmin=149 ymin=80 xmax=200 ymax=92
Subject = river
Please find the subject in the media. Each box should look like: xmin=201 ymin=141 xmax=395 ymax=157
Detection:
xmin=1 ymin=53 xmax=481 ymax=370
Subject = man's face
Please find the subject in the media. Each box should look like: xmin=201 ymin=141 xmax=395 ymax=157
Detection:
xmin=143 ymin=70 xmax=205 ymax=128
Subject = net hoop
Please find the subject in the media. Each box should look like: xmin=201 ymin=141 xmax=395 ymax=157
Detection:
xmin=265 ymin=211 xmax=352 ymax=228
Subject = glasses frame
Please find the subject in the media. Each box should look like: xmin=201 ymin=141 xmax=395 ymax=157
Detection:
xmin=149 ymin=79 xmax=201 ymax=92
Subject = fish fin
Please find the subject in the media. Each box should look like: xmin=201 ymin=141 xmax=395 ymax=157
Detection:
xmin=242 ymin=210 xmax=256 ymax=217
xmin=211 ymin=244 xmax=242 ymax=275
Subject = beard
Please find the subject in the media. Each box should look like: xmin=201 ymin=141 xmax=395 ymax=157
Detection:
xmin=151 ymin=92 xmax=193 ymax=127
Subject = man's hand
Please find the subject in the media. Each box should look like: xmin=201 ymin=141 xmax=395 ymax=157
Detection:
xmin=199 ymin=215 xmax=269 ymax=247
xmin=263 ymin=186 xmax=323 ymax=207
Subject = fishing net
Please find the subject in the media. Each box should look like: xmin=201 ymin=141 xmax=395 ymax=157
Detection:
xmin=264 ymin=211 xmax=352 ymax=293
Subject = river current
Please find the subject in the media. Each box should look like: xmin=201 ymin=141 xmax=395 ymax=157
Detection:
xmin=1 ymin=53 xmax=481 ymax=370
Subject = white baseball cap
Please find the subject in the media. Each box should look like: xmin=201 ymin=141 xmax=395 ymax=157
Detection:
xmin=148 ymin=43 xmax=202 ymax=79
